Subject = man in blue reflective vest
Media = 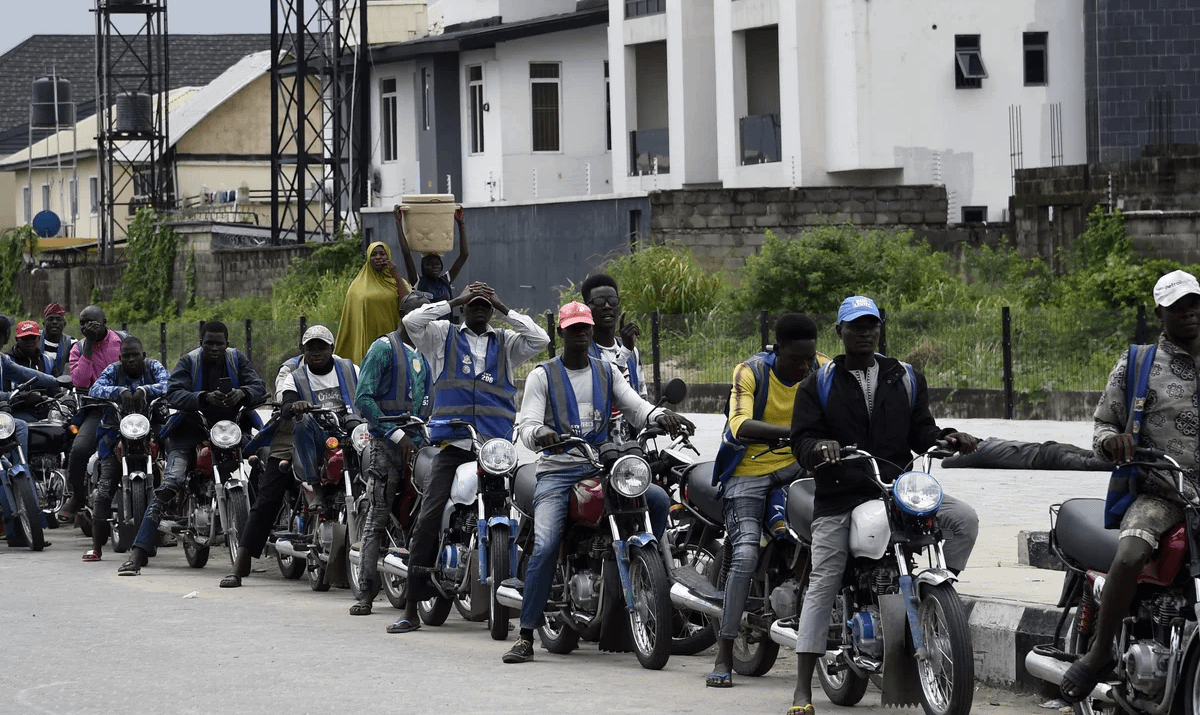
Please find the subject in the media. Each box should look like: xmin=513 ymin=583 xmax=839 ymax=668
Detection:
xmin=393 ymin=283 xmax=549 ymax=634
xmin=501 ymin=301 xmax=693 ymax=664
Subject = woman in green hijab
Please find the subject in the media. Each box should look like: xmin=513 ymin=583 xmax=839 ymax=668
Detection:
xmin=334 ymin=241 xmax=411 ymax=363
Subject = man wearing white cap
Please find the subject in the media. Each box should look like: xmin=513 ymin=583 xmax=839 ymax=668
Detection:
xmin=1061 ymin=269 xmax=1200 ymax=702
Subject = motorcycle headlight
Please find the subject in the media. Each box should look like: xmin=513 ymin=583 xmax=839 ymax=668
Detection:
xmin=0 ymin=412 xmax=14 ymax=440
xmin=209 ymin=420 xmax=242 ymax=449
xmin=892 ymin=471 xmax=944 ymax=516
xmin=119 ymin=413 xmax=151 ymax=440
xmin=610 ymin=455 xmax=652 ymax=498
xmin=351 ymin=423 xmax=372 ymax=454
xmin=478 ymin=438 xmax=517 ymax=475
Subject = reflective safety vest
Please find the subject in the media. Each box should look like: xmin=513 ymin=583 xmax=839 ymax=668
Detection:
xmin=429 ymin=327 xmax=515 ymax=442
xmin=378 ymin=332 xmax=431 ymax=417
xmin=291 ymin=356 xmax=360 ymax=417
xmin=162 ymin=347 xmax=256 ymax=438
xmin=540 ymin=356 xmax=613 ymax=447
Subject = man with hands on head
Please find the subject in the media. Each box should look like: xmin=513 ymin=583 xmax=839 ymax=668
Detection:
xmin=787 ymin=296 xmax=979 ymax=715
xmin=501 ymin=301 xmax=694 ymax=664
xmin=395 ymin=282 xmax=549 ymax=634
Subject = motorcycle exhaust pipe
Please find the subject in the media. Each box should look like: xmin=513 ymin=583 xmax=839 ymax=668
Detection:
xmin=382 ymin=552 xmax=409 ymax=579
xmin=1024 ymin=652 xmax=1114 ymax=703
xmin=770 ymin=618 xmax=799 ymax=648
xmin=496 ymin=584 xmax=523 ymax=610
xmin=274 ymin=538 xmax=309 ymax=559
xmin=670 ymin=582 xmax=724 ymax=620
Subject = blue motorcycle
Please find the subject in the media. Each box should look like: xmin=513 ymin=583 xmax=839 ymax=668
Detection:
xmin=0 ymin=410 xmax=45 ymax=550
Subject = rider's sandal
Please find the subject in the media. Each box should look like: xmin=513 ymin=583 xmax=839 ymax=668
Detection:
xmin=219 ymin=573 xmax=242 ymax=588
xmin=117 ymin=560 xmax=141 ymax=576
xmin=705 ymin=672 xmax=733 ymax=688
xmin=386 ymin=618 xmax=421 ymax=634
xmin=787 ymin=705 xmax=815 ymax=715
xmin=82 ymin=549 xmax=102 ymax=562
xmin=349 ymin=601 xmax=373 ymax=616
xmin=1061 ymin=658 xmax=1116 ymax=704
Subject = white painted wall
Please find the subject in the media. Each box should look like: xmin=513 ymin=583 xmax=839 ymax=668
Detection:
xmin=500 ymin=0 xmax=576 ymax=24
xmin=370 ymin=60 xmax=421 ymax=207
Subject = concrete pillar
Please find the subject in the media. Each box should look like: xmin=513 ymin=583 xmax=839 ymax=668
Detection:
xmin=666 ymin=0 xmax=718 ymax=186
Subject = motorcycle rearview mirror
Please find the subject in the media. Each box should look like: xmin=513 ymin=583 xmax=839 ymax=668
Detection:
xmin=660 ymin=378 xmax=687 ymax=406
xmin=56 ymin=375 xmax=74 ymax=387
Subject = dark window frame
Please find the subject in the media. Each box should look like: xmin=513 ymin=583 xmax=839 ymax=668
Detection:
xmin=954 ymin=35 xmax=987 ymax=89
xmin=604 ymin=60 xmax=612 ymax=152
xmin=468 ymin=64 xmax=485 ymax=154
xmin=1023 ymin=32 xmax=1048 ymax=86
xmin=624 ymin=0 xmax=665 ymax=19
xmin=961 ymin=206 xmax=988 ymax=224
xmin=530 ymin=62 xmax=562 ymax=153
xmin=380 ymin=77 xmax=398 ymax=162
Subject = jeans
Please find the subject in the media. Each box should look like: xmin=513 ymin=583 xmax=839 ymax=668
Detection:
xmin=794 ymin=492 xmax=979 ymax=653
xmin=519 ymin=465 xmax=670 ymax=631
xmin=291 ymin=415 xmax=330 ymax=487
xmin=358 ymin=436 xmax=409 ymax=600
xmin=68 ymin=410 xmax=102 ymax=503
xmin=719 ymin=463 xmax=802 ymax=640
xmin=240 ymin=457 xmax=291 ymax=558
xmin=408 ymin=446 xmax=476 ymax=602
xmin=132 ymin=447 xmax=193 ymax=556
xmin=92 ymin=455 xmax=122 ymax=550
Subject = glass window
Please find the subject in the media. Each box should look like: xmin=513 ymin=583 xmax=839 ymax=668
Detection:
xmin=89 ymin=176 xmax=99 ymax=214
xmin=530 ymin=63 xmax=561 ymax=152
xmin=624 ymin=0 xmax=665 ymax=18
xmin=1024 ymin=32 xmax=1048 ymax=86
xmin=381 ymin=77 xmax=398 ymax=162
xmin=954 ymin=35 xmax=987 ymax=89
xmin=468 ymin=65 xmax=485 ymax=154
xmin=604 ymin=61 xmax=611 ymax=152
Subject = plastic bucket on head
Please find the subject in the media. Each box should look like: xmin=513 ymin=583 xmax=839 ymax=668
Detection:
xmin=399 ymin=194 xmax=458 ymax=253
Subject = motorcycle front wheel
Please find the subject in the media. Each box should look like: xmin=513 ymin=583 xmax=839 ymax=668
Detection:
xmin=488 ymin=525 xmax=512 ymax=640
xmin=275 ymin=500 xmax=305 ymax=580
xmin=13 ymin=476 xmax=45 ymax=551
xmin=182 ymin=494 xmax=210 ymax=568
xmin=224 ymin=489 xmax=250 ymax=569
xmin=915 ymin=582 xmax=974 ymax=715
xmin=628 ymin=544 xmax=673 ymax=670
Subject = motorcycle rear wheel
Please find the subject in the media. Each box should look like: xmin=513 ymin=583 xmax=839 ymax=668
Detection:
xmin=13 ymin=476 xmax=45 ymax=551
xmin=669 ymin=538 xmax=720 ymax=656
xmin=1063 ymin=608 xmax=1121 ymax=715
xmin=382 ymin=519 xmax=409 ymax=609
xmin=419 ymin=596 xmax=453 ymax=626
xmin=537 ymin=562 xmax=580 ymax=655
xmin=714 ymin=557 xmax=779 ymax=676
xmin=1181 ymin=637 xmax=1200 ymax=715
xmin=183 ymin=495 xmax=211 ymax=568
xmin=275 ymin=501 xmax=305 ymax=580
xmin=915 ymin=582 xmax=974 ymax=715
xmin=628 ymin=544 xmax=673 ymax=670
xmin=488 ymin=526 xmax=512 ymax=641
xmin=224 ymin=489 xmax=250 ymax=569
xmin=817 ymin=595 xmax=870 ymax=706
xmin=348 ymin=498 xmax=370 ymax=601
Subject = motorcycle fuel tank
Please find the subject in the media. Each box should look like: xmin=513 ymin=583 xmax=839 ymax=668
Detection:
xmin=28 ymin=423 xmax=68 ymax=453
xmin=450 ymin=462 xmax=479 ymax=505
xmin=569 ymin=477 xmax=605 ymax=528
xmin=849 ymin=499 xmax=890 ymax=560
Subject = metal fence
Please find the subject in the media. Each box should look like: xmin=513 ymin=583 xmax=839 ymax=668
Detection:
xmin=125 ymin=306 xmax=1153 ymax=417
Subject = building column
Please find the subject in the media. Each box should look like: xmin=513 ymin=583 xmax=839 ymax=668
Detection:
xmin=666 ymin=0 xmax=718 ymax=187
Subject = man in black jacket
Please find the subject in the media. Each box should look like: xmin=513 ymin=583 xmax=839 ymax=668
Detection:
xmin=786 ymin=296 xmax=979 ymax=715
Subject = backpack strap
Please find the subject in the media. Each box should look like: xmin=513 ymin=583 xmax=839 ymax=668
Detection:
xmin=1125 ymin=344 xmax=1157 ymax=444
xmin=817 ymin=361 xmax=836 ymax=411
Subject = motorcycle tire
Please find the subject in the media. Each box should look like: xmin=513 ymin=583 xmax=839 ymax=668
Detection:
xmin=1181 ymin=636 xmax=1200 ymax=715
xmin=419 ymin=596 xmax=453 ymax=627
xmin=669 ymin=538 xmax=720 ymax=656
xmin=110 ymin=497 xmax=132 ymax=553
xmin=628 ymin=544 xmax=673 ymax=670
xmin=13 ymin=476 xmax=45 ymax=551
xmin=348 ymin=498 xmax=370 ymax=601
xmin=817 ymin=597 xmax=869 ymax=706
xmin=915 ymin=582 xmax=974 ymax=715
xmin=77 ymin=509 xmax=93 ymax=539
xmin=488 ymin=525 xmax=512 ymax=641
xmin=537 ymin=558 xmax=580 ymax=655
xmin=307 ymin=551 xmax=330 ymax=592
xmin=183 ymin=535 xmax=210 ymax=568
xmin=382 ymin=519 xmax=409 ymax=609
xmin=225 ymin=489 xmax=251 ymax=570
xmin=714 ymin=553 xmax=779 ymax=676
xmin=274 ymin=499 xmax=305 ymax=580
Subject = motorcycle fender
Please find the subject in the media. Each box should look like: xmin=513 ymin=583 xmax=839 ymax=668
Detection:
xmin=478 ymin=517 xmax=517 ymax=585
xmin=915 ymin=568 xmax=956 ymax=588
xmin=879 ymin=593 xmax=923 ymax=707
xmin=128 ymin=471 xmax=147 ymax=485
xmin=612 ymin=533 xmax=657 ymax=613
xmin=323 ymin=522 xmax=349 ymax=588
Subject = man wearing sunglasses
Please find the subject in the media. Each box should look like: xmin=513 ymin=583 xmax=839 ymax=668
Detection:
xmin=580 ymin=274 xmax=646 ymax=399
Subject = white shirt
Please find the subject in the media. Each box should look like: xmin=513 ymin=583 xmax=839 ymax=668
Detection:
xmin=592 ymin=339 xmax=647 ymax=398
xmin=278 ymin=361 xmax=360 ymax=410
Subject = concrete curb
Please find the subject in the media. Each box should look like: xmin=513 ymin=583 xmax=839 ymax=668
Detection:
xmin=962 ymin=595 xmax=1061 ymax=695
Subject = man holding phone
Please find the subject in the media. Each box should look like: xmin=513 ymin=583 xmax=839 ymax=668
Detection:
xmin=118 ymin=321 xmax=265 ymax=575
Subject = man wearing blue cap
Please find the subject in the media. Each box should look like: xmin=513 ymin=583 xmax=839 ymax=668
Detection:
xmin=786 ymin=295 xmax=980 ymax=715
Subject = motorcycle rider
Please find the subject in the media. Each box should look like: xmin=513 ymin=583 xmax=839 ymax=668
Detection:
xmin=82 ymin=337 xmax=169 ymax=562
xmin=788 ymin=296 xmax=978 ymax=715
xmin=219 ymin=325 xmax=359 ymax=588
xmin=580 ymin=274 xmax=645 ymax=397
xmin=501 ymin=301 xmax=694 ymax=664
xmin=41 ymin=302 xmax=76 ymax=377
xmin=0 ymin=320 xmax=61 ymax=450
xmin=1060 ymin=269 xmax=1200 ymax=702
xmin=2 ymin=321 xmax=60 ymax=423
xmin=9 ymin=321 xmax=53 ymax=374
xmin=395 ymin=283 xmax=549 ymax=634
xmin=348 ymin=292 xmax=432 ymax=615
xmin=118 ymin=321 xmax=265 ymax=575
xmin=706 ymin=313 xmax=829 ymax=688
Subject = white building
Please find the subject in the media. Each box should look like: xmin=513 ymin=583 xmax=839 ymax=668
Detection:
xmin=371 ymin=0 xmax=1086 ymax=223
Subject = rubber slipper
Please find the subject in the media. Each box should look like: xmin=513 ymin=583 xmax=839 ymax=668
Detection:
xmin=787 ymin=705 xmax=815 ymax=715
xmin=386 ymin=618 xmax=421 ymax=634
xmin=1061 ymin=658 xmax=1116 ymax=703
xmin=219 ymin=573 xmax=242 ymax=588
xmin=82 ymin=549 xmax=102 ymax=562
xmin=117 ymin=560 xmax=141 ymax=576
xmin=705 ymin=672 xmax=733 ymax=688
xmin=349 ymin=601 xmax=373 ymax=616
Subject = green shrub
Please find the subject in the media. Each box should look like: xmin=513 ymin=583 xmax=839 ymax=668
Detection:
xmin=107 ymin=208 xmax=180 ymax=322
xmin=271 ymin=232 xmax=362 ymax=324
xmin=560 ymin=243 xmax=728 ymax=316
xmin=0 ymin=226 xmax=37 ymax=315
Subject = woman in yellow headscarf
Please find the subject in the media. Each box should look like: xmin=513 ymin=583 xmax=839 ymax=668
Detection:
xmin=333 ymin=242 xmax=411 ymax=363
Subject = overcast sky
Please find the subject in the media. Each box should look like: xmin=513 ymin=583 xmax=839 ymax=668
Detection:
xmin=1 ymin=1 xmax=271 ymax=56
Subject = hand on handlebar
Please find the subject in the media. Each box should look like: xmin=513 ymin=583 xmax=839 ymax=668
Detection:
xmin=815 ymin=440 xmax=843 ymax=465
xmin=388 ymin=429 xmax=417 ymax=463
xmin=943 ymin=431 xmax=978 ymax=455
xmin=120 ymin=388 xmax=145 ymax=412
xmin=290 ymin=400 xmax=316 ymax=417
xmin=532 ymin=426 xmax=563 ymax=452
xmin=653 ymin=410 xmax=694 ymax=438
xmin=1104 ymin=433 xmax=1137 ymax=464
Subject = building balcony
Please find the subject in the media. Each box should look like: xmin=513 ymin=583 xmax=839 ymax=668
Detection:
xmin=740 ymin=113 xmax=781 ymax=165
xmin=630 ymin=127 xmax=670 ymax=176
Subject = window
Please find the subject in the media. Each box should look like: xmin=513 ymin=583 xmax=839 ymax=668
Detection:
xmin=625 ymin=0 xmax=665 ymax=18
xmin=604 ymin=61 xmax=611 ymax=152
xmin=89 ymin=176 xmax=99 ymax=214
xmin=22 ymin=186 xmax=30 ymax=223
xmin=961 ymin=206 xmax=987 ymax=224
xmin=41 ymin=183 xmax=50 ymax=212
xmin=530 ymin=63 xmax=561 ymax=152
xmin=954 ymin=35 xmax=987 ymax=89
xmin=468 ymin=65 xmax=485 ymax=154
xmin=421 ymin=68 xmax=430 ymax=131
xmin=1024 ymin=32 xmax=1048 ymax=86
xmin=69 ymin=178 xmax=78 ymax=220
xmin=381 ymin=77 xmax=398 ymax=162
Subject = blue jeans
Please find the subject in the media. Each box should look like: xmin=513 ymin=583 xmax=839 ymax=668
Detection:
xmin=132 ymin=448 xmax=193 ymax=556
xmin=519 ymin=465 xmax=670 ymax=631
xmin=291 ymin=415 xmax=329 ymax=487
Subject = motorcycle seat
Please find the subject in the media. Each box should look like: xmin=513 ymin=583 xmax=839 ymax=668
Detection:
xmin=786 ymin=479 xmax=816 ymax=543
xmin=512 ymin=462 xmax=537 ymax=516
xmin=411 ymin=446 xmax=440 ymax=496
xmin=1055 ymin=498 xmax=1119 ymax=572
xmin=684 ymin=462 xmax=723 ymax=524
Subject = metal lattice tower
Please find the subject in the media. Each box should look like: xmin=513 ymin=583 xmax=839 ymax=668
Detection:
xmin=94 ymin=0 xmax=172 ymax=264
xmin=271 ymin=0 xmax=368 ymax=244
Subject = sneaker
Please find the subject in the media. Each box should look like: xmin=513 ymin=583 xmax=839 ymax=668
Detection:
xmin=502 ymin=638 xmax=534 ymax=664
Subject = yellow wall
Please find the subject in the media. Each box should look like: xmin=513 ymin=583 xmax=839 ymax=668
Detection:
xmin=177 ymin=75 xmax=272 ymax=157
xmin=8 ymin=156 xmax=108 ymax=239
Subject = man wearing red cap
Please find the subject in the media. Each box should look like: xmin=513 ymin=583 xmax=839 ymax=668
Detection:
xmin=41 ymin=302 xmax=75 ymax=377
xmin=500 ymin=301 xmax=693 ymax=664
xmin=9 ymin=320 xmax=53 ymax=374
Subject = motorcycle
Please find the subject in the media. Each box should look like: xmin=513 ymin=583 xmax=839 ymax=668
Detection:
xmin=766 ymin=443 xmax=974 ymax=715
xmin=370 ymin=418 xmax=521 ymax=638
xmin=1025 ymin=448 xmax=1200 ymax=715
xmin=158 ymin=408 xmax=256 ymax=570
xmin=9 ymin=375 xmax=76 ymax=530
xmin=495 ymin=426 xmax=676 ymax=671
xmin=270 ymin=406 xmax=366 ymax=592
xmin=0 ymin=410 xmax=45 ymax=550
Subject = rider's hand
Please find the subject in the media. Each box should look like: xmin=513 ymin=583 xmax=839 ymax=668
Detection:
xmin=15 ymin=391 xmax=40 ymax=408
xmin=532 ymin=426 xmax=560 ymax=452
xmin=290 ymin=400 xmax=315 ymax=417
xmin=654 ymin=410 xmax=694 ymax=438
xmin=944 ymin=431 xmax=979 ymax=454
xmin=120 ymin=388 xmax=143 ymax=412
xmin=224 ymin=388 xmax=246 ymax=407
xmin=619 ymin=312 xmax=640 ymax=350
xmin=1103 ymin=433 xmax=1137 ymax=464
xmin=815 ymin=440 xmax=842 ymax=465
xmin=388 ymin=429 xmax=417 ymax=462
xmin=202 ymin=390 xmax=222 ymax=407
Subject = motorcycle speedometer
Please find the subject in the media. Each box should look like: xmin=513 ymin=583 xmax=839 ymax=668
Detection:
xmin=0 ymin=412 xmax=14 ymax=440
xmin=610 ymin=455 xmax=652 ymax=498
xmin=892 ymin=471 xmax=944 ymax=516
xmin=478 ymin=438 xmax=517 ymax=475
xmin=350 ymin=423 xmax=372 ymax=454
xmin=119 ymin=413 xmax=151 ymax=440
xmin=209 ymin=420 xmax=242 ymax=449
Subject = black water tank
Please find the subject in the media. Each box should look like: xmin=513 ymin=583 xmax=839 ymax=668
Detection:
xmin=115 ymin=92 xmax=153 ymax=134
xmin=31 ymin=76 xmax=72 ymax=128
